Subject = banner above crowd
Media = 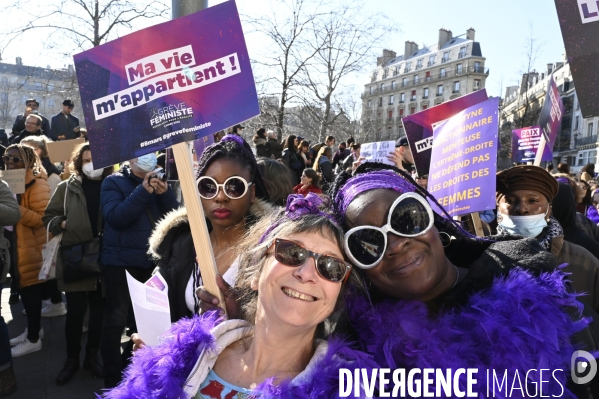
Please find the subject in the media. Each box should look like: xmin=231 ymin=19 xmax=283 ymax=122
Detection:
xmin=428 ymin=97 xmax=499 ymax=216
xmin=554 ymin=0 xmax=599 ymax=117
xmin=402 ymin=89 xmax=489 ymax=177
xmin=73 ymin=1 xmax=259 ymax=168
xmin=511 ymin=126 xmax=552 ymax=163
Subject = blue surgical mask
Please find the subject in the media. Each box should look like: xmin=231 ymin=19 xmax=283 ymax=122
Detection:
xmin=133 ymin=153 xmax=157 ymax=173
xmin=498 ymin=211 xmax=548 ymax=238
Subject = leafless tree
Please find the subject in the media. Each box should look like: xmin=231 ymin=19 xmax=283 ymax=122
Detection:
xmin=0 ymin=0 xmax=169 ymax=60
xmin=498 ymin=23 xmax=543 ymax=162
xmin=298 ymin=1 xmax=394 ymax=141
xmin=246 ymin=0 xmax=326 ymax=141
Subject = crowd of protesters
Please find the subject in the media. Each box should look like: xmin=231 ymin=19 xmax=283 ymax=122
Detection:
xmin=2 ymin=117 xmax=599 ymax=398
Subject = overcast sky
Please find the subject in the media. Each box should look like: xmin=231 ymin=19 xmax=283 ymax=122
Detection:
xmin=1 ymin=0 xmax=565 ymax=99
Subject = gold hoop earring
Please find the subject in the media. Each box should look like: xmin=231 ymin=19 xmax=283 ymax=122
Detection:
xmin=439 ymin=231 xmax=452 ymax=248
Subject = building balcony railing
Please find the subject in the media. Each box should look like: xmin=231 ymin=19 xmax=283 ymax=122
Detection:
xmin=458 ymin=53 xmax=467 ymax=59
xmin=427 ymin=61 xmax=435 ymax=67
xmin=396 ymin=116 xmax=404 ymax=121
xmin=436 ymin=92 xmax=443 ymax=97
xmin=575 ymin=135 xmax=598 ymax=147
xmin=410 ymin=96 xmax=416 ymax=101
xmin=425 ymin=76 xmax=431 ymax=82
xmin=422 ymin=95 xmax=429 ymax=99
xmin=441 ymin=58 xmax=449 ymax=63
xmin=452 ymin=89 xmax=460 ymax=93
xmin=399 ymin=100 xmax=405 ymax=103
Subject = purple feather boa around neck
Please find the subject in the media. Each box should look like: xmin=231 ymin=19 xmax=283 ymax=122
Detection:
xmin=101 ymin=312 xmax=377 ymax=399
xmin=347 ymin=267 xmax=589 ymax=398
xmin=587 ymin=205 xmax=599 ymax=224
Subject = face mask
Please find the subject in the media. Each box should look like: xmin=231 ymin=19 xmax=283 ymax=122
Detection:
xmin=82 ymin=162 xmax=103 ymax=179
xmin=498 ymin=211 xmax=548 ymax=238
xmin=133 ymin=153 xmax=157 ymax=173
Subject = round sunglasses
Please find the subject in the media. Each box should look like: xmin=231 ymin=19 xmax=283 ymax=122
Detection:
xmin=2 ymin=155 xmax=23 ymax=164
xmin=196 ymin=176 xmax=252 ymax=200
xmin=344 ymin=192 xmax=434 ymax=269
xmin=268 ymin=238 xmax=352 ymax=283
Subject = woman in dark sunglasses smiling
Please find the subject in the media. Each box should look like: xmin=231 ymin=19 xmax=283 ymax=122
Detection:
xmin=105 ymin=194 xmax=374 ymax=398
xmin=330 ymin=163 xmax=595 ymax=397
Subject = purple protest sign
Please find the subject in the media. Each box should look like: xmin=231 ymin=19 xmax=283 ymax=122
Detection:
xmin=73 ymin=1 xmax=259 ymax=168
xmin=511 ymin=126 xmax=553 ymax=163
xmin=402 ymin=90 xmax=488 ymax=177
xmin=427 ymin=98 xmax=499 ymax=216
xmin=538 ymin=75 xmax=564 ymax=154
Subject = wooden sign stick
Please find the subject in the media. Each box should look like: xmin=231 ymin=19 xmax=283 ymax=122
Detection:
xmin=533 ymin=134 xmax=547 ymax=166
xmin=171 ymin=142 xmax=227 ymax=315
xmin=470 ymin=212 xmax=484 ymax=237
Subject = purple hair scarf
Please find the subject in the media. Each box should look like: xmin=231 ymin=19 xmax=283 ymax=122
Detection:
xmin=334 ymin=170 xmax=419 ymax=223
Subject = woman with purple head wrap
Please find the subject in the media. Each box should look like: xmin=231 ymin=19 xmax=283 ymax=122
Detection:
xmin=329 ymin=162 xmax=593 ymax=398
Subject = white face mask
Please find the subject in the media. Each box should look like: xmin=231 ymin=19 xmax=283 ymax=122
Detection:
xmin=133 ymin=153 xmax=157 ymax=173
xmin=498 ymin=211 xmax=549 ymax=238
xmin=82 ymin=162 xmax=104 ymax=179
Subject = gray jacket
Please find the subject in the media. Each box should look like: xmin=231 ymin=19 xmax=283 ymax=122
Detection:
xmin=0 ymin=180 xmax=21 ymax=283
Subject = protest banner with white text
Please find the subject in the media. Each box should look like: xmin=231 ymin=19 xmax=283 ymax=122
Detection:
xmin=73 ymin=1 xmax=259 ymax=168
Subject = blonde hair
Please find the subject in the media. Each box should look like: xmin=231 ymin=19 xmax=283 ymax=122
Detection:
xmin=312 ymin=146 xmax=331 ymax=173
xmin=5 ymin=143 xmax=45 ymax=175
xmin=21 ymin=135 xmax=52 ymax=159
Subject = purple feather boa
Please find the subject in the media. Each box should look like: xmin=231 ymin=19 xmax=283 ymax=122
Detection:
xmin=101 ymin=313 xmax=377 ymax=399
xmin=347 ymin=268 xmax=588 ymax=398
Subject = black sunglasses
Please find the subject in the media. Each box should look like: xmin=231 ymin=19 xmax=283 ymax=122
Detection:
xmin=344 ymin=193 xmax=434 ymax=269
xmin=2 ymin=155 xmax=23 ymax=163
xmin=268 ymin=238 xmax=352 ymax=283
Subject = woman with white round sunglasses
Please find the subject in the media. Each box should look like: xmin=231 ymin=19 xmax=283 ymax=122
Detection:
xmin=330 ymin=163 xmax=594 ymax=398
xmin=104 ymin=194 xmax=375 ymax=399
xmin=144 ymin=135 xmax=276 ymax=326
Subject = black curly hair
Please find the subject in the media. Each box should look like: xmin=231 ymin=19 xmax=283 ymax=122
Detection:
xmin=196 ymin=135 xmax=270 ymax=202
xmin=329 ymin=162 xmax=495 ymax=268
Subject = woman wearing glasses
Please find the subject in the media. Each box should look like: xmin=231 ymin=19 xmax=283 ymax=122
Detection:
xmin=105 ymin=194 xmax=373 ymax=398
xmin=146 ymin=135 xmax=276 ymax=324
xmin=330 ymin=163 xmax=591 ymax=397
xmin=3 ymin=144 xmax=50 ymax=358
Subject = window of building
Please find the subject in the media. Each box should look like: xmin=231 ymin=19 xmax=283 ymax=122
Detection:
xmin=422 ymin=104 xmax=428 ymax=110
xmin=423 ymin=88 xmax=429 ymax=98
xmin=414 ymin=74 xmax=419 ymax=84
xmin=402 ymin=78 xmax=407 ymax=87
xmin=391 ymin=80 xmax=396 ymax=90
xmin=378 ymin=97 xmax=383 ymax=106
xmin=410 ymin=107 xmax=416 ymax=115
xmin=368 ymin=100 xmax=372 ymax=107
xmin=399 ymin=108 xmax=404 ymax=117
xmin=437 ymin=85 xmax=443 ymax=95
xmin=411 ymin=90 xmax=416 ymax=101
xmin=389 ymin=95 xmax=394 ymax=104
xmin=398 ymin=126 xmax=404 ymax=136
xmin=388 ymin=127 xmax=392 ymax=136
xmin=425 ymin=71 xmax=431 ymax=81
xmin=440 ymin=68 xmax=446 ymax=78
xmin=442 ymin=51 xmax=450 ymax=62
xmin=453 ymin=81 xmax=460 ymax=93
xmin=428 ymin=54 xmax=436 ymax=67
xmin=589 ymin=123 xmax=594 ymax=137
xmin=388 ymin=110 xmax=393 ymax=119
xmin=456 ymin=63 xmax=463 ymax=74
xmin=400 ymin=93 xmax=405 ymax=102
xmin=35 ymin=82 xmax=42 ymax=90
xmin=394 ymin=66 xmax=400 ymax=76
xmin=474 ymin=79 xmax=481 ymax=89
xmin=0 ymin=77 xmax=7 ymax=85
xmin=474 ymin=61 xmax=482 ymax=72
xmin=416 ymin=59 xmax=423 ymax=69
xmin=381 ymin=83 xmax=385 ymax=91
xmin=458 ymin=46 xmax=467 ymax=59
xmin=0 ymin=93 xmax=7 ymax=102
xmin=369 ymin=86 xmax=373 ymax=94
xmin=578 ymin=150 xmax=598 ymax=166
xmin=575 ymin=115 xmax=580 ymax=130
xmin=383 ymin=68 xmax=388 ymax=79
xmin=404 ymin=62 xmax=412 ymax=73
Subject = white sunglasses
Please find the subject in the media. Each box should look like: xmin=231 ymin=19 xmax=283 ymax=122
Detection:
xmin=344 ymin=192 xmax=434 ymax=269
xmin=196 ymin=176 xmax=252 ymax=199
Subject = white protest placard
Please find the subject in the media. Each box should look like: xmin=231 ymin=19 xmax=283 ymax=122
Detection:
xmin=0 ymin=169 xmax=26 ymax=194
xmin=126 ymin=271 xmax=171 ymax=347
xmin=360 ymin=141 xmax=396 ymax=166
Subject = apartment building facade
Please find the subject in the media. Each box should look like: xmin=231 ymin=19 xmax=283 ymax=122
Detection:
xmin=359 ymin=28 xmax=489 ymax=143
xmin=0 ymin=57 xmax=81 ymax=132
xmin=500 ymin=59 xmax=599 ymax=173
